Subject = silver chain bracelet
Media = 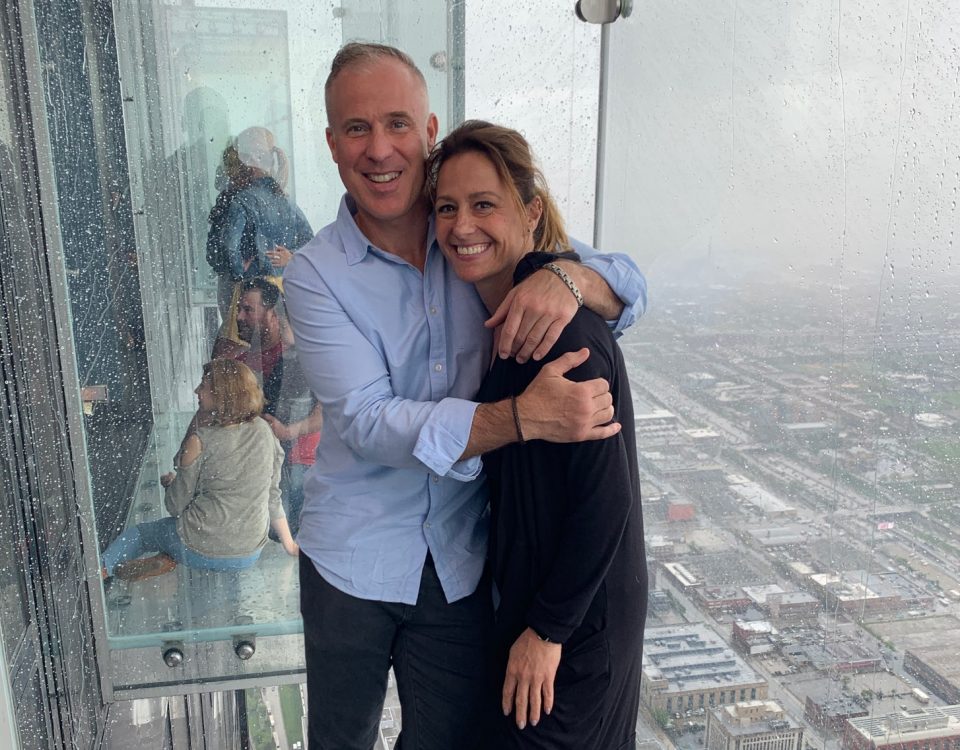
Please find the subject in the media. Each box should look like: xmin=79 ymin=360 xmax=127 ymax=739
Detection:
xmin=542 ymin=262 xmax=584 ymax=308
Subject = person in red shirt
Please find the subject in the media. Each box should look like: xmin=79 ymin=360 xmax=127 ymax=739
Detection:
xmin=233 ymin=277 xmax=322 ymax=535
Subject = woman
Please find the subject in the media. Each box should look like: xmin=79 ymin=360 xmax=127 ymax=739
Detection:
xmin=427 ymin=121 xmax=647 ymax=749
xmin=102 ymin=359 xmax=298 ymax=581
xmin=206 ymin=126 xmax=313 ymax=356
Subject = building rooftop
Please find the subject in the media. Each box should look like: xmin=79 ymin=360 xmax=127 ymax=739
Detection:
xmin=711 ymin=700 xmax=802 ymax=736
xmin=729 ymin=481 xmax=796 ymax=516
xmin=742 ymin=585 xmax=786 ymax=606
xmin=847 ymin=705 xmax=960 ymax=743
xmin=782 ymin=422 xmax=831 ymax=431
xmin=663 ymin=562 xmax=700 ymax=588
xmin=775 ymin=591 xmax=818 ymax=605
xmin=734 ymin=620 xmax=776 ymax=635
xmin=809 ymin=573 xmax=883 ymax=602
xmin=747 ymin=527 xmax=807 ymax=546
xmin=643 ymin=624 xmax=765 ymax=693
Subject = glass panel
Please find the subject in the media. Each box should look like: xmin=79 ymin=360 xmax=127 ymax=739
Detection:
xmin=15 ymin=671 xmax=49 ymax=750
xmin=463 ymin=6 xmax=601 ymax=240
xmin=599 ymin=0 xmax=960 ymax=745
xmin=0 ymin=39 xmax=32 ymax=659
xmin=341 ymin=0 xmax=454 ymax=134
xmin=29 ymin=0 xmax=452 ymax=690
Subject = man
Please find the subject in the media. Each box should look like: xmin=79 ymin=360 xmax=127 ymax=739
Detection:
xmin=284 ymin=43 xmax=647 ymax=749
xmin=234 ymin=277 xmax=321 ymax=534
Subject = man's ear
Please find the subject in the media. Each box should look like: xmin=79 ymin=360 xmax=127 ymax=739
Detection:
xmin=325 ymin=127 xmax=338 ymax=164
xmin=426 ymin=113 xmax=439 ymax=150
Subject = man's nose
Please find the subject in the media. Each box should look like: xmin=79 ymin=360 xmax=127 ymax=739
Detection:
xmin=365 ymin=125 xmax=392 ymax=161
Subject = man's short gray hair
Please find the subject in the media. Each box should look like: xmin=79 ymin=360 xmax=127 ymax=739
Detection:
xmin=325 ymin=42 xmax=428 ymax=114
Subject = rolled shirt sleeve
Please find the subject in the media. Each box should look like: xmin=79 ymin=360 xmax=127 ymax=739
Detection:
xmin=412 ymin=397 xmax=482 ymax=480
xmin=572 ymin=237 xmax=648 ymax=335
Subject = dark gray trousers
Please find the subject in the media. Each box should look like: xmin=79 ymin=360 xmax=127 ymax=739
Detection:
xmin=299 ymin=552 xmax=494 ymax=750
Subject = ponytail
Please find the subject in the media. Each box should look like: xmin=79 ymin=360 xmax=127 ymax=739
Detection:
xmin=533 ymin=190 xmax=571 ymax=254
xmin=271 ymin=146 xmax=290 ymax=192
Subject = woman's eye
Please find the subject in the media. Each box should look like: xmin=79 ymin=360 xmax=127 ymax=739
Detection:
xmin=436 ymin=203 xmax=455 ymax=215
xmin=476 ymin=201 xmax=494 ymax=211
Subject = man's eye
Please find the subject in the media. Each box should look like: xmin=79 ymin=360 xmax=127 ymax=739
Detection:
xmin=391 ymin=120 xmax=409 ymax=130
xmin=346 ymin=124 xmax=366 ymax=134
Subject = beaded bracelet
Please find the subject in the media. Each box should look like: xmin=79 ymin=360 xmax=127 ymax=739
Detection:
xmin=542 ymin=262 xmax=584 ymax=308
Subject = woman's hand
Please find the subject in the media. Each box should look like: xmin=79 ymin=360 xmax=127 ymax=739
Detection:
xmin=160 ymin=472 xmax=176 ymax=488
xmin=262 ymin=413 xmax=295 ymax=442
xmin=502 ymin=627 xmax=562 ymax=730
xmin=266 ymin=244 xmax=293 ymax=268
xmin=270 ymin=516 xmax=299 ymax=558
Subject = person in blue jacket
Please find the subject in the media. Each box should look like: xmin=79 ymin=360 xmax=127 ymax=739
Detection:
xmin=206 ymin=126 xmax=313 ymax=356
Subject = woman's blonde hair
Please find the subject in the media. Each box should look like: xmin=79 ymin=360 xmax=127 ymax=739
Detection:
xmin=425 ymin=120 xmax=571 ymax=254
xmin=201 ymin=359 xmax=264 ymax=426
xmin=234 ymin=126 xmax=290 ymax=191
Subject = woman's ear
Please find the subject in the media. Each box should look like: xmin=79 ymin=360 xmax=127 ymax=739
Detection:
xmin=527 ymin=195 xmax=544 ymax=232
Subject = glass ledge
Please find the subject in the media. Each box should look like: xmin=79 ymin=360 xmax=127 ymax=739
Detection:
xmin=105 ymin=543 xmax=302 ymax=650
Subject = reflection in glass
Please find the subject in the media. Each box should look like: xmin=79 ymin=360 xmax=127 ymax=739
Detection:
xmin=87 ymin=2 xmax=333 ymax=661
xmin=69 ymin=0 xmax=451 ymax=692
xmin=101 ymin=359 xmax=296 ymax=583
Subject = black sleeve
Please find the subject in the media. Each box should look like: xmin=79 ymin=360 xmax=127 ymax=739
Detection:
xmin=523 ymin=314 xmax=635 ymax=644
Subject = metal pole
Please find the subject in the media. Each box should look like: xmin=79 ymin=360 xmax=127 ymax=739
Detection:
xmin=593 ymin=22 xmax=612 ymax=249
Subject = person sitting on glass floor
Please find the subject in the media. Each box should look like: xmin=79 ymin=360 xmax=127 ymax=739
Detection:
xmin=101 ymin=359 xmax=299 ymax=582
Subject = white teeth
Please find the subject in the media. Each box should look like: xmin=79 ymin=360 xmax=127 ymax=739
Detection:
xmin=368 ymin=172 xmax=400 ymax=183
xmin=457 ymin=244 xmax=488 ymax=256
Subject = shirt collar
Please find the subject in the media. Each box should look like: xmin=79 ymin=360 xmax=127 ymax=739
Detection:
xmin=337 ymin=195 xmax=369 ymax=266
xmin=335 ymin=193 xmax=439 ymax=267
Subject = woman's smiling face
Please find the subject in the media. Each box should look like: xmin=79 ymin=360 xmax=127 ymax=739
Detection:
xmin=434 ymin=150 xmax=541 ymax=289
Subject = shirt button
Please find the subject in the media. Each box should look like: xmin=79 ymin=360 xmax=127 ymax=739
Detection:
xmin=434 ymin=363 xmax=443 ymax=372
xmin=424 ymin=522 xmax=432 ymax=529
xmin=430 ymin=306 xmax=438 ymax=315
xmin=432 ymin=475 xmax=439 ymax=483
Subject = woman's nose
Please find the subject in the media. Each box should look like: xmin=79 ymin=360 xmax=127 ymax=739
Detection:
xmin=452 ymin=211 xmax=475 ymax=236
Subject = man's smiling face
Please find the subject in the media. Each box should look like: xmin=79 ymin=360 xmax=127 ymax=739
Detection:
xmin=325 ymin=57 xmax=439 ymax=233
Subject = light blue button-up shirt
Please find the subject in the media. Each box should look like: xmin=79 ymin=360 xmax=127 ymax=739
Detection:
xmin=283 ymin=196 xmax=647 ymax=605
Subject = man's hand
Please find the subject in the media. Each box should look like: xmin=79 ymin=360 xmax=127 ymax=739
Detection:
xmin=263 ymin=413 xmax=295 ymax=442
xmin=502 ymin=628 xmax=562 ymax=730
xmin=160 ymin=472 xmax=176 ymax=488
xmin=460 ymin=349 xmax=618 ymax=459
xmin=485 ymin=267 xmax=580 ymax=363
xmin=518 ymin=348 xmax=620 ymax=443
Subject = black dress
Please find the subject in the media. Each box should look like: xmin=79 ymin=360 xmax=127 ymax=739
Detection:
xmin=477 ymin=254 xmax=647 ymax=749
